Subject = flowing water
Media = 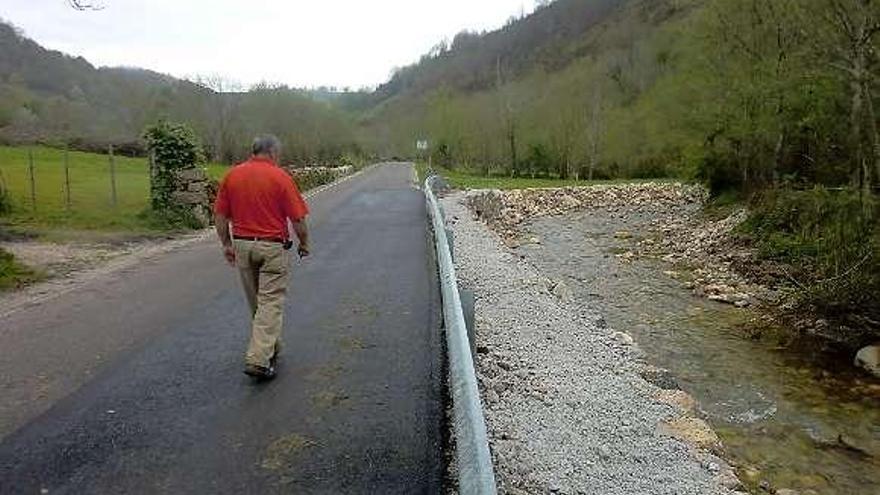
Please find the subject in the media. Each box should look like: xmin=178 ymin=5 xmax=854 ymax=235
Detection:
xmin=514 ymin=209 xmax=880 ymax=495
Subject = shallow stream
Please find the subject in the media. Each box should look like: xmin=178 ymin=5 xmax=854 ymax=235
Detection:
xmin=515 ymin=209 xmax=880 ymax=495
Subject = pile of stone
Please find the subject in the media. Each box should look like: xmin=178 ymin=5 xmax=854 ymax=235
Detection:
xmin=285 ymin=165 xmax=353 ymax=191
xmin=467 ymin=183 xmax=706 ymax=240
xmin=636 ymin=208 xmax=770 ymax=307
xmin=466 ymin=183 xmax=769 ymax=309
xmin=169 ymin=167 xmax=214 ymax=226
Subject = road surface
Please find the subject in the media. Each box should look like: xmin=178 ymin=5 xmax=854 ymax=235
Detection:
xmin=0 ymin=163 xmax=445 ymax=494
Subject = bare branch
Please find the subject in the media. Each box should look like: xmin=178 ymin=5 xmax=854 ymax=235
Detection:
xmin=67 ymin=0 xmax=104 ymax=11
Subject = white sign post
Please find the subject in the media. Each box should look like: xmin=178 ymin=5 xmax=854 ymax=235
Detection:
xmin=416 ymin=139 xmax=431 ymax=169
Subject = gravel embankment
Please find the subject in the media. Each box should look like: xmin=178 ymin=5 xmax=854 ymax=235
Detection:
xmin=441 ymin=191 xmax=742 ymax=495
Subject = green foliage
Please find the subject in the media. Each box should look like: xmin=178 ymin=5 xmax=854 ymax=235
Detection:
xmin=143 ymin=121 xmax=204 ymax=171
xmin=143 ymin=121 xmax=203 ymax=211
xmin=0 ymin=169 xmax=10 ymax=214
xmin=288 ymin=167 xmax=350 ymax=192
xmin=136 ymin=207 xmax=205 ymax=231
xmin=741 ymin=188 xmax=880 ymax=328
xmin=0 ymin=20 xmax=364 ymax=166
xmin=0 ymin=248 xmax=39 ymax=290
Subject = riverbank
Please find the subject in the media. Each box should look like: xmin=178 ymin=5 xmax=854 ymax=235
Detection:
xmin=458 ymin=183 xmax=880 ymax=495
xmin=466 ymin=184 xmax=879 ymax=361
xmin=441 ymin=191 xmax=741 ymax=495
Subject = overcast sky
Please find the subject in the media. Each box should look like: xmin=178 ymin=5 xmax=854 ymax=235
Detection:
xmin=0 ymin=0 xmax=535 ymax=90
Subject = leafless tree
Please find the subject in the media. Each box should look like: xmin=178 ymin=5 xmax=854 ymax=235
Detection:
xmin=67 ymin=1 xmax=104 ymax=11
xmin=819 ymin=0 xmax=880 ymax=191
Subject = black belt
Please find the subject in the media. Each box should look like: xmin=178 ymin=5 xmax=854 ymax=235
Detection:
xmin=233 ymin=235 xmax=285 ymax=244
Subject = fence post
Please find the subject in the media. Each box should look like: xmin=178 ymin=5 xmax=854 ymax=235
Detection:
xmin=27 ymin=148 xmax=36 ymax=212
xmin=109 ymin=144 xmax=118 ymax=207
xmin=64 ymin=146 xmax=71 ymax=211
xmin=148 ymin=149 xmax=157 ymax=209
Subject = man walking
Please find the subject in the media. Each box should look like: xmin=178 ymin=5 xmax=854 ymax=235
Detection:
xmin=214 ymin=135 xmax=310 ymax=380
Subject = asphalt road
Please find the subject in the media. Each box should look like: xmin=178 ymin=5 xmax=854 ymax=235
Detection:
xmin=0 ymin=163 xmax=445 ymax=494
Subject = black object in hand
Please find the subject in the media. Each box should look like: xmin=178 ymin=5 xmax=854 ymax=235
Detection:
xmin=282 ymin=240 xmax=293 ymax=251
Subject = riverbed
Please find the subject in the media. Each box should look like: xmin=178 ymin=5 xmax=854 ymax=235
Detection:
xmin=510 ymin=207 xmax=880 ymax=495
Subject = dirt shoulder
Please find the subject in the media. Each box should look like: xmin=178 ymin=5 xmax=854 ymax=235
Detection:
xmin=0 ymin=231 xmax=212 ymax=318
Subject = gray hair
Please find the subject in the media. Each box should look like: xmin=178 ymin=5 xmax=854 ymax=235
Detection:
xmin=251 ymin=134 xmax=282 ymax=156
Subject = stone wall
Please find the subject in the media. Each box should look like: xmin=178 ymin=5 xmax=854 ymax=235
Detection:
xmin=169 ymin=167 xmax=214 ymax=226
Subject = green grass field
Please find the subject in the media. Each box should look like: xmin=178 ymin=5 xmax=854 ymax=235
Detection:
xmin=0 ymin=145 xmax=229 ymax=235
xmin=415 ymin=161 xmax=676 ymax=190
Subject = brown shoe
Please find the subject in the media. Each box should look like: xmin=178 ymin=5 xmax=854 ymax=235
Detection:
xmin=244 ymin=363 xmax=276 ymax=380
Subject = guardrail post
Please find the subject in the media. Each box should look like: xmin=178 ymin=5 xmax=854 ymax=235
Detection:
xmin=459 ymin=288 xmax=476 ymax=360
xmin=446 ymin=228 xmax=455 ymax=261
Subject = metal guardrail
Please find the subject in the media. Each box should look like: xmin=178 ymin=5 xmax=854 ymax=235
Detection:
xmin=424 ymin=175 xmax=498 ymax=495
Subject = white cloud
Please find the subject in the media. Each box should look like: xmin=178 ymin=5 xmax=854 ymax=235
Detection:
xmin=1 ymin=0 xmax=534 ymax=89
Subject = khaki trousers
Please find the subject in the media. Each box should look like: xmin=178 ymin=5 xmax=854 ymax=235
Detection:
xmin=234 ymin=240 xmax=290 ymax=367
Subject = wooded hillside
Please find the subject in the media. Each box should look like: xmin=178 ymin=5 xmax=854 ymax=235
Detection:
xmin=360 ymin=0 xmax=880 ymax=333
xmin=0 ymin=20 xmax=360 ymax=164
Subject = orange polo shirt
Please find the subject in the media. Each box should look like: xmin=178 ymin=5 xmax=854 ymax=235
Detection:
xmin=214 ymin=157 xmax=309 ymax=239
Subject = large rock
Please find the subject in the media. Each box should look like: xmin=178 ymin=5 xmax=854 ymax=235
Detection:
xmin=174 ymin=168 xmax=206 ymax=182
xmin=659 ymin=417 xmax=721 ymax=451
xmin=855 ymin=345 xmax=880 ymax=378
xmin=654 ymin=389 xmax=698 ymax=414
xmin=171 ymin=191 xmax=204 ymax=205
xmin=187 ymin=181 xmax=206 ymax=193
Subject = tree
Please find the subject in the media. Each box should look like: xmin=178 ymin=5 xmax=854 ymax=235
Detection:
xmin=67 ymin=1 xmax=104 ymax=10
xmin=586 ymin=84 xmax=604 ymax=181
xmin=816 ymin=0 xmax=880 ymax=191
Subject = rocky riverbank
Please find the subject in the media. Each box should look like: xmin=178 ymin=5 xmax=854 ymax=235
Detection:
xmin=454 ymin=183 xmax=880 ymax=495
xmin=442 ymin=191 xmax=742 ymax=495
xmin=465 ymin=183 xmax=879 ymax=375
xmin=466 ymin=184 xmax=769 ymax=309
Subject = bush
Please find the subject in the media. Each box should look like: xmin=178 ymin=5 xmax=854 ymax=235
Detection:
xmin=143 ymin=121 xmax=204 ymax=212
xmin=0 ymin=248 xmax=37 ymax=290
xmin=0 ymin=170 xmax=11 ymax=215
xmin=287 ymin=166 xmax=352 ymax=191
xmin=524 ymin=143 xmax=552 ymax=177
xmin=741 ymin=187 xmax=880 ymax=336
xmin=136 ymin=207 xmax=205 ymax=231
xmin=697 ymin=150 xmax=746 ymax=196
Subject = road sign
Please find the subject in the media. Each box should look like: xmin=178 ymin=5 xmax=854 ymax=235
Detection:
xmin=416 ymin=139 xmax=429 ymax=151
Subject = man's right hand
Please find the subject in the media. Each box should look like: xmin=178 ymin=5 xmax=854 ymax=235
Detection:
xmin=223 ymin=245 xmax=236 ymax=265
xmin=297 ymin=243 xmax=310 ymax=258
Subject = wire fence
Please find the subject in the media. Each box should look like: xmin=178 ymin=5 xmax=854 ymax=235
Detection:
xmin=0 ymin=145 xmax=155 ymax=227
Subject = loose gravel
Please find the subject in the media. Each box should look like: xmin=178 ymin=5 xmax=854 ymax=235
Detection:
xmin=441 ymin=191 xmax=741 ymax=495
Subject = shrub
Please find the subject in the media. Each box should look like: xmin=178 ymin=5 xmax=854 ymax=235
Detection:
xmin=0 ymin=248 xmax=37 ymax=290
xmin=287 ymin=166 xmax=352 ymax=191
xmin=143 ymin=121 xmax=204 ymax=211
xmin=0 ymin=170 xmax=11 ymax=215
xmin=741 ymin=187 xmax=880 ymax=337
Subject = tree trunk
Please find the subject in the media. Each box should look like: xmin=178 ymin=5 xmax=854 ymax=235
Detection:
xmin=508 ymin=123 xmax=518 ymax=178
xmin=850 ymin=69 xmax=865 ymax=189
xmin=863 ymin=79 xmax=879 ymax=191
